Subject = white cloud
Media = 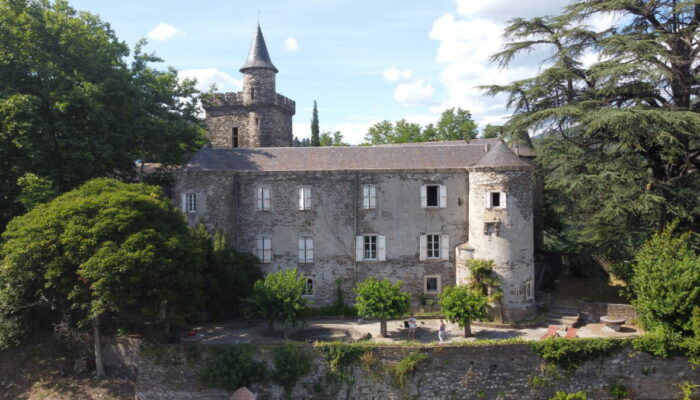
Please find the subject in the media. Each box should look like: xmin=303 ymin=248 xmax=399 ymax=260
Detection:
xmin=382 ymin=66 xmax=413 ymax=83
xmin=394 ymin=80 xmax=435 ymax=106
xmin=285 ymin=38 xmax=298 ymax=52
xmin=147 ymin=23 xmax=182 ymax=42
xmin=333 ymin=120 xmax=379 ymax=144
xmin=178 ymin=68 xmax=242 ymax=92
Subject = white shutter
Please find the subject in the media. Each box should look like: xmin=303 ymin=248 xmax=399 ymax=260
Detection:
xmin=419 ymin=234 xmax=427 ymax=261
xmin=355 ymin=236 xmax=364 ymax=261
xmin=298 ymin=237 xmax=305 ymax=262
xmin=181 ymin=193 xmax=187 ymax=213
xmin=306 ymin=238 xmax=314 ymax=262
xmin=440 ymin=235 xmax=449 ymax=260
xmin=485 ymin=192 xmax=491 ymax=208
xmin=502 ymin=192 xmax=507 ymax=209
xmin=370 ymin=185 xmax=376 ymax=208
xmin=362 ymin=185 xmax=369 ymax=209
xmin=420 ymin=185 xmax=427 ymax=208
xmin=298 ymin=188 xmax=304 ymax=210
xmin=377 ymin=236 xmax=386 ymax=261
xmin=439 ymin=185 xmax=447 ymax=208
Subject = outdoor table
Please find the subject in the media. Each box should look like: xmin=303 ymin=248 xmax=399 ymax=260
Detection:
xmin=600 ymin=315 xmax=625 ymax=332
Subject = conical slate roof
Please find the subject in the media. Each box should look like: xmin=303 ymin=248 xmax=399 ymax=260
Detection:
xmin=470 ymin=140 xmax=533 ymax=170
xmin=240 ymin=25 xmax=278 ymax=73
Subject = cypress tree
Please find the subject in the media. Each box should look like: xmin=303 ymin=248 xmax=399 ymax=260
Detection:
xmin=310 ymin=101 xmax=320 ymax=146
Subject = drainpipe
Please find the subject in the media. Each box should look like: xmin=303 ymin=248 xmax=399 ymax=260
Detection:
xmin=353 ymin=173 xmax=358 ymax=285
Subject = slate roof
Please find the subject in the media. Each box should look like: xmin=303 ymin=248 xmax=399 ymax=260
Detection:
xmin=240 ymin=25 xmax=278 ymax=73
xmin=183 ymin=139 xmax=534 ymax=172
xmin=471 ymin=141 xmax=534 ymax=170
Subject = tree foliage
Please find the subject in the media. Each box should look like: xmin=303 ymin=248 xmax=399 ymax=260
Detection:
xmin=631 ymin=222 xmax=700 ymax=335
xmin=363 ymin=108 xmax=478 ymax=144
xmin=244 ymin=268 xmax=308 ymax=332
xmin=191 ymin=225 xmax=262 ymax=320
xmin=483 ymin=0 xmax=700 ymax=261
xmin=438 ymin=285 xmax=489 ymax=337
xmin=311 ymin=100 xmax=320 ymax=146
xmin=272 ymin=343 xmax=312 ymax=398
xmin=319 ymin=131 xmax=348 ymax=146
xmin=0 ymin=0 xmax=205 ymax=229
xmin=353 ymin=278 xmax=410 ymax=337
xmin=0 ymin=178 xmax=204 ymax=353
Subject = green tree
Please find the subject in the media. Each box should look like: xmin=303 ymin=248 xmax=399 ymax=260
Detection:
xmin=244 ymin=268 xmax=308 ymax=334
xmin=0 ymin=178 xmax=204 ymax=376
xmin=15 ymin=173 xmax=56 ymax=211
xmin=436 ymin=108 xmax=478 ymax=140
xmin=482 ymin=0 xmax=700 ymax=261
xmin=364 ymin=120 xmax=394 ymax=144
xmin=631 ymin=222 xmax=700 ymax=335
xmin=0 ymin=0 xmax=204 ymax=229
xmin=310 ymin=100 xmax=320 ymax=146
xmin=481 ymin=124 xmax=502 ymax=139
xmin=438 ymin=285 xmax=489 ymax=337
xmin=192 ymin=225 xmax=262 ymax=320
xmin=332 ymin=131 xmax=347 ymax=146
xmin=466 ymin=259 xmax=504 ymax=322
xmin=353 ymin=278 xmax=410 ymax=337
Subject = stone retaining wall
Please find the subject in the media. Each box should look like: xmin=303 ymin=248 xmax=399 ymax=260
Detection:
xmin=102 ymin=338 xmax=700 ymax=400
xmin=579 ymin=301 xmax=637 ymax=324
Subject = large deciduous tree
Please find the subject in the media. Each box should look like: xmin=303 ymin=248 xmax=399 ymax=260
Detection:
xmin=244 ymin=268 xmax=308 ymax=334
xmin=363 ymin=108 xmax=478 ymax=144
xmin=483 ymin=0 xmax=700 ymax=261
xmin=0 ymin=178 xmax=205 ymax=376
xmin=438 ymin=285 xmax=489 ymax=338
xmin=0 ymin=0 xmax=204 ymax=229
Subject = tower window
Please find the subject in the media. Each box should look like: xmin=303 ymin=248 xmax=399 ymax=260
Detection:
xmin=255 ymin=117 xmax=260 ymax=126
xmin=491 ymin=192 xmax=501 ymax=207
xmin=251 ymin=88 xmax=255 ymax=100
xmin=232 ymin=127 xmax=239 ymax=148
xmin=487 ymin=192 xmax=506 ymax=209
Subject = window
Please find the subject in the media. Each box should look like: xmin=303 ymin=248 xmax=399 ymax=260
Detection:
xmin=424 ymin=276 xmax=441 ymax=294
xmin=362 ymin=184 xmax=376 ymax=209
xmin=255 ymin=236 xmax=272 ymax=263
xmin=232 ymin=127 xmax=239 ymax=148
xmin=427 ymin=234 xmax=440 ymax=259
xmin=303 ymin=278 xmax=314 ymax=296
xmin=421 ymin=184 xmax=447 ymax=208
xmin=298 ymin=186 xmax=312 ymax=210
xmin=364 ymin=235 xmax=377 ymax=260
xmin=186 ymin=193 xmax=197 ymax=213
xmin=255 ymin=117 xmax=260 ymax=126
xmin=420 ymin=234 xmax=449 ymax=261
xmin=355 ymin=235 xmax=386 ymax=261
xmin=256 ymin=186 xmax=271 ymax=211
xmin=487 ymin=192 xmax=506 ymax=209
xmin=298 ymin=237 xmax=314 ymax=263
xmin=426 ymin=185 xmax=439 ymax=207
xmin=525 ymin=280 xmax=533 ymax=300
xmin=484 ymin=222 xmax=500 ymax=236
xmin=251 ymin=88 xmax=255 ymax=100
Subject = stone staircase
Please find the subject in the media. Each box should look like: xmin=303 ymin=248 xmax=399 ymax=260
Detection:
xmin=541 ymin=305 xmax=581 ymax=328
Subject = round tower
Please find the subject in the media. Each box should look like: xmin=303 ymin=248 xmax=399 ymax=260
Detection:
xmin=240 ymin=24 xmax=277 ymax=106
xmin=460 ymin=141 xmax=537 ymax=321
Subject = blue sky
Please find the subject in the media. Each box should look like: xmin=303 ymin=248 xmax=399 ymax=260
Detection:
xmin=69 ymin=0 xmax=613 ymax=144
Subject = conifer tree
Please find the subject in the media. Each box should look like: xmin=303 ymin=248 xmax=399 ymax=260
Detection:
xmin=310 ymin=101 xmax=320 ymax=146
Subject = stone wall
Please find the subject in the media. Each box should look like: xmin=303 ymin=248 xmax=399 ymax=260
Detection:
xmin=579 ymin=301 xmax=638 ymax=323
xmin=122 ymin=341 xmax=700 ymax=400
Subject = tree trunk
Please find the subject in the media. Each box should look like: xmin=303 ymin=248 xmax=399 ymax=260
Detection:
xmin=159 ymin=301 xmax=169 ymax=339
xmin=464 ymin=320 xmax=472 ymax=338
xmin=380 ymin=319 xmax=387 ymax=338
xmin=267 ymin=320 xmax=274 ymax=335
xmin=93 ymin=317 xmax=105 ymax=378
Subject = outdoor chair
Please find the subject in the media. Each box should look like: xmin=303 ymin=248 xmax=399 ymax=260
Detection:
xmin=540 ymin=325 xmax=560 ymax=340
xmin=565 ymin=327 xmax=578 ymax=338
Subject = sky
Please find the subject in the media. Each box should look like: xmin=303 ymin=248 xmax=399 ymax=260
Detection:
xmin=68 ymin=0 xmax=609 ymax=144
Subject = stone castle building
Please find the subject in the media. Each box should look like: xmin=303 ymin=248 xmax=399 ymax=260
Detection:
xmin=175 ymin=25 xmax=539 ymax=321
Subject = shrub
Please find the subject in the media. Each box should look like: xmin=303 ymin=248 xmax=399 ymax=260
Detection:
xmin=549 ymin=391 xmax=587 ymax=400
xmin=389 ymin=351 xmax=429 ymax=387
xmin=272 ymin=343 xmax=313 ymax=398
xmin=198 ymin=345 xmax=267 ymax=391
xmin=529 ymin=338 xmax=630 ymax=370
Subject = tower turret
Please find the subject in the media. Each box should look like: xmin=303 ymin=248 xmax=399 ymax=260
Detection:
xmin=457 ymin=141 xmax=537 ymax=321
xmin=203 ymin=24 xmax=295 ymax=148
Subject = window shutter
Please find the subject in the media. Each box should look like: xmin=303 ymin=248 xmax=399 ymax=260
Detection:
xmin=298 ymin=188 xmax=304 ymax=210
xmin=370 ymin=186 xmax=376 ymax=208
xmin=305 ymin=188 xmax=312 ymax=209
xmin=420 ymin=185 xmax=427 ymax=208
xmin=440 ymin=235 xmax=449 ymax=260
xmin=362 ymin=186 xmax=369 ymax=209
xmin=256 ymin=237 xmax=263 ymax=260
xmin=485 ymin=192 xmax=491 ymax=208
xmin=419 ymin=235 xmax=427 ymax=261
xmin=377 ymin=236 xmax=386 ymax=261
xmin=307 ymin=238 xmax=314 ymax=263
xmin=355 ymin=236 xmax=364 ymax=261
xmin=181 ymin=193 xmax=187 ymax=213
xmin=298 ymin=237 xmax=305 ymax=262
xmin=439 ymin=185 xmax=447 ymax=208
xmin=502 ymin=192 xmax=507 ymax=209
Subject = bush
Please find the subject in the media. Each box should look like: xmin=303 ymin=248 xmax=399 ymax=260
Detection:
xmin=272 ymin=343 xmax=313 ymax=398
xmin=389 ymin=351 xmax=428 ymax=387
xmin=198 ymin=345 xmax=267 ymax=391
xmin=549 ymin=391 xmax=587 ymax=400
xmin=529 ymin=338 xmax=629 ymax=370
